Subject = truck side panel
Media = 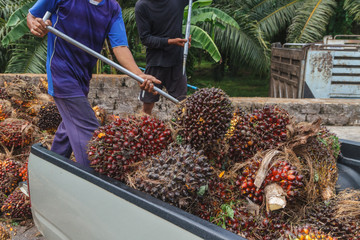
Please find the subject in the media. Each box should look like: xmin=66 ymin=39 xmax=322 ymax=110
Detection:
xmin=29 ymin=144 xmax=243 ymax=240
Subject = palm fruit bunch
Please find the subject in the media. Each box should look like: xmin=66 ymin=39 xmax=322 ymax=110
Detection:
xmin=19 ymin=161 xmax=28 ymax=182
xmin=0 ymin=225 xmax=10 ymax=240
xmin=301 ymin=127 xmax=340 ymax=200
xmin=92 ymin=105 xmax=108 ymax=126
xmin=171 ymin=87 xmax=234 ymax=155
xmin=235 ymin=154 xmax=304 ymax=207
xmin=131 ymin=144 xmax=213 ymax=209
xmin=0 ymin=100 xmax=12 ymax=122
xmin=0 ymin=159 xmax=22 ymax=195
xmin=37 ymin=77 xmax=48 ymax=94
xmin=88 ymin=115 xmax=172 ymax=181
xmin=227 ymin=105 xmax=290 ymax=163
xmin=0 ymin=118 xmax=35 ymax=149
xmin=305 ymin=194 xmax=360 ymax=239
xmin=285 ymin=226 xmax=338 ymax=240
xmin=5 ymin=78 xmax=38 ymax=111
xmin=37 ymin=102 xmax=62 ymax=134
xmin=1 ymin=187 xmax=31 ymax=220
xmin=0 ymin=87 xmax=9 ymax=100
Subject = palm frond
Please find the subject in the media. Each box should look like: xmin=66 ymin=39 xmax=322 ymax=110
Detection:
xmin=122 ymin=7 xmax=139 ymax=43
xmin=255 ymin=0 xmax=302 ymax=40
xmin=344 ymin=0 xmax=360 ymax=22
xmin=287 ymin=0 xmax=337 ymax=43
xmin=5 ymin=35 xmax=47 ymax=73
xmin=204 ymin=12 xmax=270 ymax=74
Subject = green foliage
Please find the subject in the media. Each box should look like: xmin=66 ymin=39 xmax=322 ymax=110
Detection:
xmin=184 ymin=25 xmax=221 ymax=62
xmin=344 ymin=0 xmax=360 ymax=22
xmin=327 ymin=0 xmax=353 ymax=36
xmin=287 ymin=0 xmax=337 ymax=43
xmin=1 ymin=1 xmax=35 ymax=47
xmin=5 ymin=34 xmax=47 ymax=73
xmin=216 ymin=202 xmax=235 ymax=229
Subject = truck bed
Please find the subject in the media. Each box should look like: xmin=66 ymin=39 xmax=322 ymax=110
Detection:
xmin=28 ymin=139 xmax=360 ymax=240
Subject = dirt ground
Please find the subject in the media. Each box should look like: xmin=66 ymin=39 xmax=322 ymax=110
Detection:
xmin=1 ymin=220 xmax=45 ymax=240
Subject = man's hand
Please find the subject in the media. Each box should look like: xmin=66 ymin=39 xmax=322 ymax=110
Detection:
xmin=138 ymin=74 xmax=162 ymax=95
xmin=168 ymin=38 xmax=187 ymax=47
xmin=27 ymin=13 xmax=51 ymax=38
xmin=168 ymin=35 xmax=191 ymax=48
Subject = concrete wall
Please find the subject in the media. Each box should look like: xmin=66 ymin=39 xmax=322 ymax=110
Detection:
xmin=1 ymin=74 xmax=359 ymax=126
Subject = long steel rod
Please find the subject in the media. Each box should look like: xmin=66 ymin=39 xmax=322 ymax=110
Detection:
xmin=182 ymin=0 xmax=193 ymax=75
xmin=42 ymin=12 xmax=179 ymax=104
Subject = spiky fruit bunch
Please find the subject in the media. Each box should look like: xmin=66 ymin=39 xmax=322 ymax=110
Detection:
xmin=88 ymin=115 xmax=172 ymax=181
xmin=37 ymin=102 xmax=62 ymax=134
xmin=0 ymin=159 xmax=22 ymax=195
xmin=172 ymin=87 xmax=234 ymax=152
xmin=302 ymin=128 xmax=340 ymax=200
xmin=38 ymin=77 xmax=48 ymax=94
xmin=1 ymin=187 xmax=31 ymax=220
xmin=305 ymin=196 xmax=360 ymax=239
xmin=285 ymin=226 xmax=338 ymax=240
xmin=92 ymin=105 xmax=108 ymax=126
xmin=132 ymin=144 xmax=213 ymax=209
xmin=236 ymin=159 xmax=304 ymax=205
xmin=6 ymin=78 xmax=37 ymax=102
xmin=227 ymin=105 xmax=290 ymax=162
xmin=0 ymin=225 xmax=10 ymax=240
xmin=0 ymin=100 xmax=12 ymax=122
xmin=0 ymin=119 xmax=34 ymax=149
xmin=0 ymin=88 xmax=9 ymax=100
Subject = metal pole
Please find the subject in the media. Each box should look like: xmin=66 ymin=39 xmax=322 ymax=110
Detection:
xmin=182 ymin=0 xmax=193 ymax=75
xmin=42 ymin=12 xmax=179 ymax=104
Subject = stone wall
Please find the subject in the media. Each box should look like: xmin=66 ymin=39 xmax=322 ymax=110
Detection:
xmin=1 ymin=74 xmax=359 ymax=126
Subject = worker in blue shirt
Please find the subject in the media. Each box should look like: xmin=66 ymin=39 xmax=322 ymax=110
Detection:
xmin=27 ymin=0 xmax=161 ymax=167
xmin=135 ymin=0 xmax=191 ymax=115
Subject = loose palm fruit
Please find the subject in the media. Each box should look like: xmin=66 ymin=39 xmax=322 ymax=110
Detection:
xmin=236 ymin=159 xmax=304 ymax=205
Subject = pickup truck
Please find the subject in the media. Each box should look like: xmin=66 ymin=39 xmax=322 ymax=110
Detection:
xmin=28 ymin=139 xmax=360 ymax=240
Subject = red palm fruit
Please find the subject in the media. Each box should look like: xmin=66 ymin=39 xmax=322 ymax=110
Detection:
xmin=1 ymin=187 xmax=32 ymax=220
xmin=0 ymin=118 xmax=35 ymax=149
xmin=88 ymin=115 xmax=172 ymax=182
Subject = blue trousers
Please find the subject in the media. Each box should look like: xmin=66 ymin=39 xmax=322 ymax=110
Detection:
xmin=51 ymin=97 xmax=100 ymax=167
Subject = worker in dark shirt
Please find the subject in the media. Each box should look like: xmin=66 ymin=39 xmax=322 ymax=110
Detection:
xmin=135 ymin=0 xmax=191 ymax=115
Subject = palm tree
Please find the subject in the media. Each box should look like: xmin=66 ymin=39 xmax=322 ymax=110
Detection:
xmin=0 ymin=0 xmax=36 ymax=72
xmin=0 ymin=0 xmax=47 ymax=73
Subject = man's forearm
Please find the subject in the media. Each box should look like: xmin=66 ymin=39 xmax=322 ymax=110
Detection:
xmin=112 ymin=46 xmax=143 ymax=75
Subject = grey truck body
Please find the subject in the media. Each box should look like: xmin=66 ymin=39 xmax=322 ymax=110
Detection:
xmin=28 ymin=140 xmax=360 ymax=240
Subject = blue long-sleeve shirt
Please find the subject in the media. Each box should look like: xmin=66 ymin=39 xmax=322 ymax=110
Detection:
xmin=135 ymin=0 xmax=189 ymax=67
xmin=29 ymin=0 xmax=128 ymax=98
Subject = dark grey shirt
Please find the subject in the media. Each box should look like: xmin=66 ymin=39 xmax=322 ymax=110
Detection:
xmin=135 ymin=0 xmax=188 ymax=67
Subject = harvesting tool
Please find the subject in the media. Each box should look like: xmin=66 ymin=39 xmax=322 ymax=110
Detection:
xmin=183 ymin=0 xmax=193 ymax=75
xmin=42 ymin=12 xmax=179 ymax=104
